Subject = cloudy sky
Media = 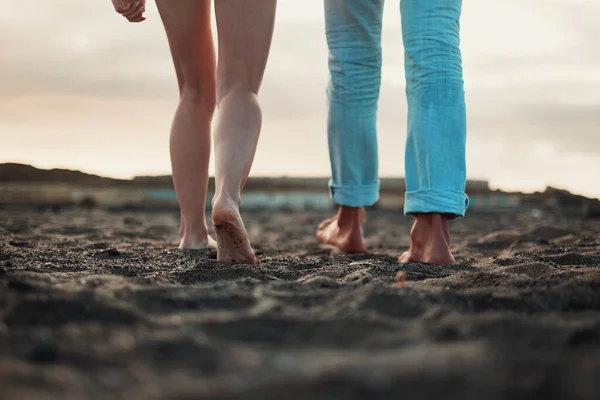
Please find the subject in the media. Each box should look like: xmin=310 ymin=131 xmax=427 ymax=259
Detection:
xmin=0 ymin=0 xmax=599 ymax=198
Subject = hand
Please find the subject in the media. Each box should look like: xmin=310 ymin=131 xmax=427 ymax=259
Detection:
xmin=112 ymin=0 xmax=146 ymax=23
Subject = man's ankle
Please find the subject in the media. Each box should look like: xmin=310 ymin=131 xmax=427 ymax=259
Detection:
xmin=338 ymin=206 xmax=364 ymax=228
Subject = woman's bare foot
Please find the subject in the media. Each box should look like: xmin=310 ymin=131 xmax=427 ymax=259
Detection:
xmin=211 ymin=196 xmax=256 ymax=264
xmin=179 ymin=234 xmax=217 ymax=250
xmin=316 ymin=206 xmax=367 ymax=253
xmin=398 ymin=213 xmax=455 ymax=265
xmin=178 ymin=211 xmax=217 ymax=250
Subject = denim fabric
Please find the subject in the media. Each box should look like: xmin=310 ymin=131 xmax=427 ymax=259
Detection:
xmin=325 ymin=0 xmax=468 ymax=216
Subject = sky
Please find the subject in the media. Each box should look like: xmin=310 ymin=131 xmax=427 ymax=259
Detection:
xmin=0 ymin=0 xmax=599 ymax=198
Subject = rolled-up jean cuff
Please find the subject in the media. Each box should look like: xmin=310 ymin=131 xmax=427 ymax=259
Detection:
xmin=404 ymin=189 xmax=469 ymax=218
xmin=329 ymin=180 xmax=380 ymax=207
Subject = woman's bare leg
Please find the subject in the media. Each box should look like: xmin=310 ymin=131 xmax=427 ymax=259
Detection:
xmin=211 ymin=0 xmax=277 ymax=263
xmin=156 ymin=0 xmax=217 ymax=250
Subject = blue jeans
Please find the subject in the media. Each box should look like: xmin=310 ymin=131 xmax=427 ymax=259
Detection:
xmin=325 ymin=0 xmax=468 ymax=216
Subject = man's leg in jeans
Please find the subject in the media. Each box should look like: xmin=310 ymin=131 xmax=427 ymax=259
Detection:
xmin=317 ymin=0 xmax=384 ymax=253
xmin=399 ymin=0 xmax=468 ymax=264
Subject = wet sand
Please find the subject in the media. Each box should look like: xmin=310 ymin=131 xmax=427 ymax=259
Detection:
xmin=1 ymin=208 xmax=600 ymax=399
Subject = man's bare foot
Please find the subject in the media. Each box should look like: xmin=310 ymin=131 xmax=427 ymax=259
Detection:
xmin=316 ymin=206 xmax=367 ymax=253
xmin=398 ymin=213 xmax=455 ymax=265
xmin=211 ymin=196 xmax=256 ymax=264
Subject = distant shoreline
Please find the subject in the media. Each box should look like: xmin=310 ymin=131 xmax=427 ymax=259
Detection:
xmin=1 ymin=163 xmax=599 ymax=216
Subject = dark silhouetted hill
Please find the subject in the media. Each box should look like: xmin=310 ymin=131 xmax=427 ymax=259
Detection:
xmin=0 ymin=163 xmax=126 ymax=185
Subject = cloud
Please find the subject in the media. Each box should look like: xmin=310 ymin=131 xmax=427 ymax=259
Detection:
xmin=0 ymin=0 xmax=598 ymax=197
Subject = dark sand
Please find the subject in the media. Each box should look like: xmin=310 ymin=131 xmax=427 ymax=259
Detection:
xmin=1 ymin=208 xmax=600 ymax=399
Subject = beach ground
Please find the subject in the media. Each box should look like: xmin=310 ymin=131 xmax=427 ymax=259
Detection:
xmin=1 ymin=208 xmax=600 ymax=399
